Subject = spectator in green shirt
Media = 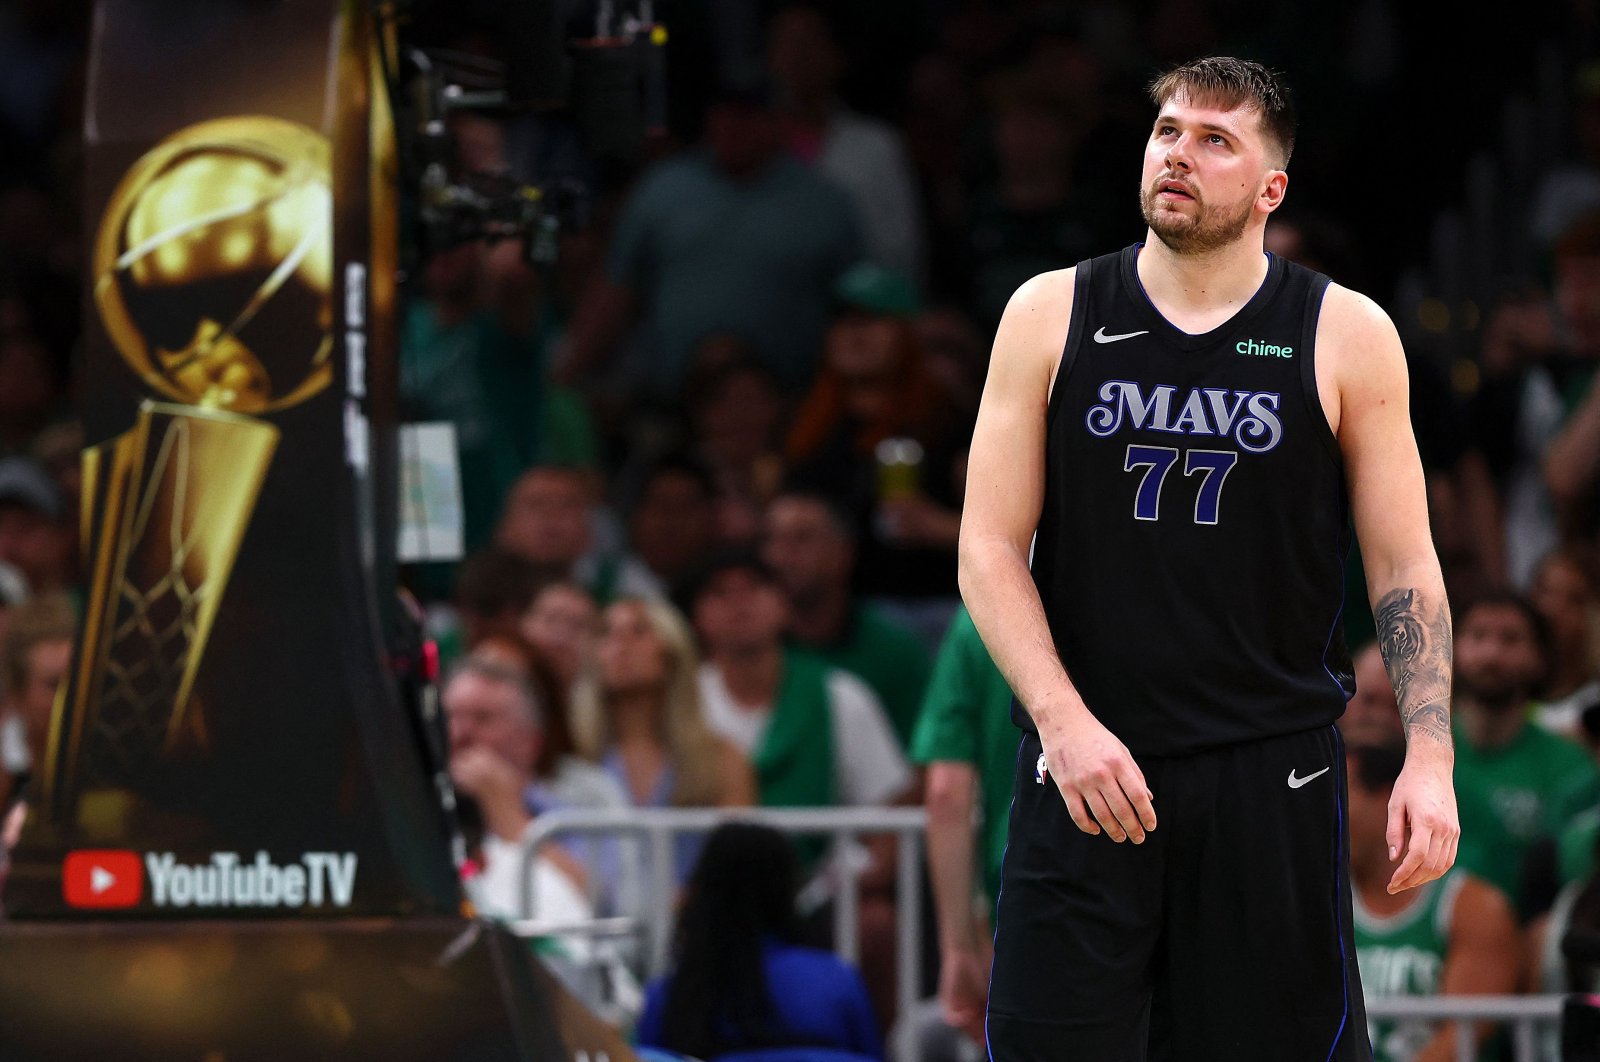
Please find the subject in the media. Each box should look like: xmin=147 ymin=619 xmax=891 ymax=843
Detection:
xmin=1452 ymin=589 xmax=1600 ymax=911
xmin=761 ymin=490 xmax=932 ymax=746
xmin=910 ymin=604 xmax=1017 ymax=1046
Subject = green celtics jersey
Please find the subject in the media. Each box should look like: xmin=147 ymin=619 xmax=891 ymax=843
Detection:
xmin=1453 ymin=719 xmax=1600 ymax=905
xmin=1354 ymin=872 xmax=1465 ymax=1062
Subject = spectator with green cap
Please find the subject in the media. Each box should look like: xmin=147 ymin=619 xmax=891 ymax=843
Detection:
xmin=786 ymin=264 xmax=970 ymax=639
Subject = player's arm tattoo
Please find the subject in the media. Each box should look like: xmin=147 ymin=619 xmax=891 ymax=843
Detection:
xmin=1374 ymin=587 xmax=1453 ymax=749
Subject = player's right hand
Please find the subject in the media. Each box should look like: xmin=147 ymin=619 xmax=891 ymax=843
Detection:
xmin=1042 ymin=710 xmax=1157 ymax=843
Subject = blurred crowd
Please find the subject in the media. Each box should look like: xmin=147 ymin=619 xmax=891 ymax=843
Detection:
xmin=3 ymin=0 xmax=1600 ymax=1060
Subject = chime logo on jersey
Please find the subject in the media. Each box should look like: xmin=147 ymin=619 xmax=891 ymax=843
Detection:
xmin=1084 ymin=381 xmax=1284 ymax=452
xmin=1235 ymin=337 xmax=1294 ymax=359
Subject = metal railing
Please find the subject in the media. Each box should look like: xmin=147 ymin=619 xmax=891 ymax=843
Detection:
xmin=514 ymin=806 xmax=927 ymax=1027
xmin=509 ymin=811 xmax=1586 ymax=1062
xmin=1363 ymin=994 xmax=1566 ymax=1062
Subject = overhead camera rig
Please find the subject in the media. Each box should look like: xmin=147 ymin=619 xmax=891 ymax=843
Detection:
xmin=377 ymin=0 xmax=667 ymax=266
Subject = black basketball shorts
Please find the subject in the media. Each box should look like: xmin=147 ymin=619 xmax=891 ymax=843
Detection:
xmin=986 ymin=725 xmax=1371 ymax=1062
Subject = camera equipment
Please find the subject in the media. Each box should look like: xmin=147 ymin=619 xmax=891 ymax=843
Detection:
xmin=377 ymin=0 xmax=666 ymax=266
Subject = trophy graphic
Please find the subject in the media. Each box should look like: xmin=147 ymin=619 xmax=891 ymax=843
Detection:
xmin=42 ymin=116 xmax=334 ymax=818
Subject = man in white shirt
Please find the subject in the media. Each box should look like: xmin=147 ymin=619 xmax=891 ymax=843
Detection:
xmin=684 ymin=547 xmax=913 ymax=1024
xmin=442 ymin=657 xmax=592 ymax=924
xmin=686 ymin=549 xmax=910 ymax=809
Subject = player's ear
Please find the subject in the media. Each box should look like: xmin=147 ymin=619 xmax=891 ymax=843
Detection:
xmin=1258 ymin=169 xmax=1288 ymax=214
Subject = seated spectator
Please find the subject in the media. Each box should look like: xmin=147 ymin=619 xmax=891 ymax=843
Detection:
xmin=0 ymin=456 xmax=73 ymax=596
xmin=1348 ymin=742 xmax=1518 ymax=1062
xmin=686 ymin=550 xmax=909 ymax=811
xmin=1 ymin=592 xmax=75 ymax=872
xmin=1530 ymin=547 xmax=1600 ymax=737
xmin=784 ymin=265 xmax=969 ymax=615
xmin=570 ymin=597 xmax=752 ymax=811
xmin=442 ymin=655 xmax=602 ymax=922
xmin=913 ymin=305 xmax=986 ymax=422
xmin=761 ymin=490 xmax=931 ymax=745
xmin=684 ymin=355 xmax=789 ymax=547
xmin=497 ymin=464 xmax=663 ymax=603
xmin=519 ymin=579 xmax=600 ymax=702
xmin=1452 ymin=590 xmax=1600 ymax=910
xmin=636 ymin=822 xmax=883 ymax=1062
xmin=461 ymin=636 xmax=570 ymax=775
xmin=434 ymin=545 xmax=550 ymax=668
xmin=1339 ymin=641 xmax=1406 ymax=747
xmin=629 ymin=458 xmax=719 ymax=598
xmin=461 ymin=633 xmax=632 ymax=823
xmin=685 ymin=548 xmax=910 ymax=1024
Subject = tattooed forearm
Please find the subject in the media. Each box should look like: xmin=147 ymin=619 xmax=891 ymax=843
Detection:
xmin=1374 ymin=587 xmax=1453 ymax=749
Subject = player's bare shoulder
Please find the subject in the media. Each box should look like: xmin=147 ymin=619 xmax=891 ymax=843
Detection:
xmin=1312 ymin=282 xmax=1409 ymax=436
xmin=987 ymin=268 xmax=1077 ymax=401
xmin=1316 ymin=283 xmax=1406 ymax=378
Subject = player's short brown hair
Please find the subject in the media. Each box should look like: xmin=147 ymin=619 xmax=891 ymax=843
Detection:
xmin=1148 ymin=56 xmax=1296 ymax=167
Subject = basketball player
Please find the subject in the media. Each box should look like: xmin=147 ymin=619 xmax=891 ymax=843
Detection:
xmin=960 ymin=57 xmax=1458 ymax=1060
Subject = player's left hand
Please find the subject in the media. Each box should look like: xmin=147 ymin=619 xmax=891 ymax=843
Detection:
xmin=1386 ymin=750 xmax=1458 ymax=893
xmin=938 ymin=941 xmax=992 ymax=1046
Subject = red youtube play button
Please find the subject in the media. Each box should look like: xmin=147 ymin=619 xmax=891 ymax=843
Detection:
xmin=62 ymin=850 xmax=143 ymax=909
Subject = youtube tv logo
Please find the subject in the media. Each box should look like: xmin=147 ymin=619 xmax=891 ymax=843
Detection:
xmin=62 ymin=850 xmax=143 ymax=909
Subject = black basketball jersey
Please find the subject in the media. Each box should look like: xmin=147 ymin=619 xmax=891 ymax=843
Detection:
xmin=1022 ymin=244 xmax=1354 ymax=756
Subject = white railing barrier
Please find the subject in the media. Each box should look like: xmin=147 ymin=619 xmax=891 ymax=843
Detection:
xmin=514 ymin=806 xmax=927 ymax=1028
xmin=511 ymin=811 xmax=1585 ymax=1062
xmin=1363 ymin=994 xmax=1567 ymax=1062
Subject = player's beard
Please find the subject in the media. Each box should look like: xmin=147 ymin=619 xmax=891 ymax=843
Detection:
xmin=1140 ymin=180 xmax=1253 ymax=255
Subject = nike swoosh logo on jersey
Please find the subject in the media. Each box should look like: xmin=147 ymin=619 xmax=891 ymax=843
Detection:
xmin=1287 ymin=766 xmax=1330 ymax=789
xmin=1094 ymin=326 xmax=1149 ymax=344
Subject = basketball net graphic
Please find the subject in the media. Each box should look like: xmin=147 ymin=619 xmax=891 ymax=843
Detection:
xmin=40 ymin=116 xmax=329 ymax=820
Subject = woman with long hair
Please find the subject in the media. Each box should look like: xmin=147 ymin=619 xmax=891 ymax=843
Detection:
xmin=520 ymin=579 xmax=601 ymax=699
xmin=636 ymin=823 xmax=882 ymax=1061
xmin=569 ymin=597 xmax=753 ymax=809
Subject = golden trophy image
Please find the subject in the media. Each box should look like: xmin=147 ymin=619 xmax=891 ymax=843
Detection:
xmin=41 ymin=116 xmax=333 ymax=818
